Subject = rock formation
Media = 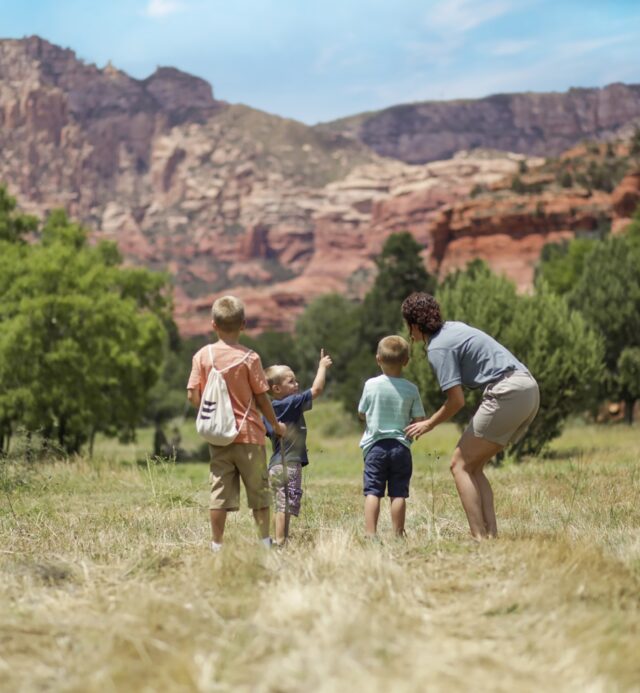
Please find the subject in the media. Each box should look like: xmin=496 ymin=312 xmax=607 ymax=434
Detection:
xmin=429 ymin=190 xmax=611 ymax=290
xmin=1 ymin=37 xmax=638 ymax=335
xmin=319 ymin=84 xmax=640 ymax=164
xmin=611 ymin=171 xmax=640 ymax=233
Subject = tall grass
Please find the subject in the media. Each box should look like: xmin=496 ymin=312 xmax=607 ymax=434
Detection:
xmin=1 ymin=405 xmax=639 ymax=691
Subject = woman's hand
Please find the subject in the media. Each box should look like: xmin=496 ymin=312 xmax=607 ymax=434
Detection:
xmin=405 ymin=419 xmax=433 ymax=440
xmin=407 ymin=386 xmax=464 ymax=439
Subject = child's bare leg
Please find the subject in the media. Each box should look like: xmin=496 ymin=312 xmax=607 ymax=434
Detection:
xmin=473 ymin=468 xmax=497 ymax=537
xmin=274 ymin=511 xmax=288 ymax=545
xmin=252 ymin=506 xmax=270 ymax=540
xmin=210 ymin=509 xmax=227 ymax=544
xmin=450 ymin=432 xmax=502 ymax=540
xmin=390 ymin=497 xmax=406 ymax=536
xmin=364 ymin=495 xmax=381 ymax=536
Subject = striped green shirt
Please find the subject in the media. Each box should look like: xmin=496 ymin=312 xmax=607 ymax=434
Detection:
xmin=358 ymin=374 xmax=425 ymax=456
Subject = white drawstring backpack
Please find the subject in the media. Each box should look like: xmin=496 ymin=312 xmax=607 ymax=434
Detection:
xmin=196 ymin=345 xmax=253 ymax=446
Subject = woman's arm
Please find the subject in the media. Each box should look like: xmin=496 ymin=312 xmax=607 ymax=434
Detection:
xmin=404 ymin=385 xmax=465 ymax=439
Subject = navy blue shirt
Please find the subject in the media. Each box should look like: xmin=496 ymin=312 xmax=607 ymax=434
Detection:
xmin=265 ymin=390 xmax=313 ymax=467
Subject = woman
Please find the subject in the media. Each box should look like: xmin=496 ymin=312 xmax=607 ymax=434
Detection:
xmin=401 ymin=292 xmax=539 ymax=540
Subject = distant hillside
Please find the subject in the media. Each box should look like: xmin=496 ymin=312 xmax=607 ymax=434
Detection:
xmin=316 ymin=84 xmax=640 ymax=164
xmin=1 ymin=36 xmax=638 ymax=335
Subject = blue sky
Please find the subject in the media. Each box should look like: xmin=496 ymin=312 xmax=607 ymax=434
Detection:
xmin=2 ymin=0 xmax=639 ymax=124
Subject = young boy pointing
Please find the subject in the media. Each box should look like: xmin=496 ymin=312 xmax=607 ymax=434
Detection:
xmin=265 ymin=350 xmax=332 ymax=546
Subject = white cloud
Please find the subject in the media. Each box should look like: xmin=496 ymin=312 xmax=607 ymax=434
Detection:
xmin=410 ymin=0 xmax=519 ymax=69
xmin=558 ymin=33 xmax=636 ymax=58
xmin=406 ymin=38 xmax=461 ymax=67
xmin=312 ymin=36 xmax=367 ymax=76
xmin=342 ymin=37 xmax=631 ymax=113
xmin=313 ymin=44 xmax=342 ymax=74
xmin=425 ymin=0 xmax=515 ymax=35
xmin=143 ymin=0 xmax=185 ymax=18
xmin=488 ymin=40 xmax=536 ymax=56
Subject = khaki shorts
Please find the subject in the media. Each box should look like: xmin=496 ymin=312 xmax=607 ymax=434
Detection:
xmin=466 ymin=371 xmax=540 ymax=447
xmin=208 ymin=443 xmax=270 ymax=511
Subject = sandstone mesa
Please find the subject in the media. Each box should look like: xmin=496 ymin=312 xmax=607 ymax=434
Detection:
xmin=1 ymin=36 xmax=639 ymax=335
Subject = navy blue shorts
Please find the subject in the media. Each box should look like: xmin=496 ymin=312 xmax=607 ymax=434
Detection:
xmin=363 ymin=439 xmax=412 ymax=498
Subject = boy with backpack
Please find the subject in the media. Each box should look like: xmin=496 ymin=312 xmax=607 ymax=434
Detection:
xmin=187 ymin=295 xmax=286 ymax=552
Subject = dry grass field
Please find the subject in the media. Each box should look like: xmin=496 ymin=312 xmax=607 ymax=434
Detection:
xmin=1 ymin=404 xmax=639 ymax=692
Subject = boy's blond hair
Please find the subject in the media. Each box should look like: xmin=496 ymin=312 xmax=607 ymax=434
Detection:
xmin=264 ymin=365 xmax=291 ymax=394
xmin=377 ymin=335 xmax=410 ymax=365
xmin=212 ymin=295 xmax=245 ymax=331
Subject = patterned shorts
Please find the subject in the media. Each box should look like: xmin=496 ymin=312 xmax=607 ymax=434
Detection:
xmin=269 ymin=462 xmax=303 ymax=516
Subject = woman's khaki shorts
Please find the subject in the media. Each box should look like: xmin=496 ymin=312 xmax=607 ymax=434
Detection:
xmin=466 ymin=371 xmax=540 ymax=447
xmin=208 ymin=443 xmax=270 ymax=511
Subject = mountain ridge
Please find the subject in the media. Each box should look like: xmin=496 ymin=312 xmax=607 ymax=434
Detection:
xmin=316 ymin=83 xmax=640 ymax=164
xmin=1 ymin=36 xmax=639 ymax=335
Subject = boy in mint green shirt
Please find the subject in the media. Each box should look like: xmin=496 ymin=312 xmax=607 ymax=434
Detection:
xmin=358 ymin=335 xmax=425 ymax=538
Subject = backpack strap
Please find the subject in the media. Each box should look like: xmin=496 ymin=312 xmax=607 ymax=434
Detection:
xmin=208 ymin=346 xmax=255 ymax=431
xmin=217 ymin=349 xmax=252 ymax=374
xmin=207 ymin=345 xmax=252 ymax=372
xmin=235 ymin=394 xmax=254 ymax=433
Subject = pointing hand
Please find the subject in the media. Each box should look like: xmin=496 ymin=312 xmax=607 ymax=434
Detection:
xmin=319 ymin=348 xmax=333 ymax=369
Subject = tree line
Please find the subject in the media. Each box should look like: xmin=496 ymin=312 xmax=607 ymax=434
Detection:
xmin=2 ymin=183 xmax=639 ymax=458
xmin=246 ymin=212 xmax=640 ymax=457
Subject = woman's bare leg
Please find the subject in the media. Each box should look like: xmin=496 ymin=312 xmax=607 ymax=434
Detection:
xmin=450 ymin=431 xmax=502 ymax=539
xmin=473 ymin=469 xmax=497 ymax=537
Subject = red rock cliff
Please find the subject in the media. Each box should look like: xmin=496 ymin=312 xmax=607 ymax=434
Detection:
xmin=1 ymin=37 xmax=636 ymax=335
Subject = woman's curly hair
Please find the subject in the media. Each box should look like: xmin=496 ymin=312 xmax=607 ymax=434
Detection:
xmin=401 ymin=292 xmax=444 ymax=337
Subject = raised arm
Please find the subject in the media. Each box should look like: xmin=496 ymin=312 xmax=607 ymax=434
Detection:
xmin=404 ymin=385 xmax=465 ymax=439
xmin=310 ymin=349 xmax=333 ymax=399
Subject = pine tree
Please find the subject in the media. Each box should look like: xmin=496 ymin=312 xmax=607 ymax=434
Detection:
xmin=360 ymin=232 xmax=436 ymax=351
xmin=569 ymin=230 xmax=640 ymax=422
